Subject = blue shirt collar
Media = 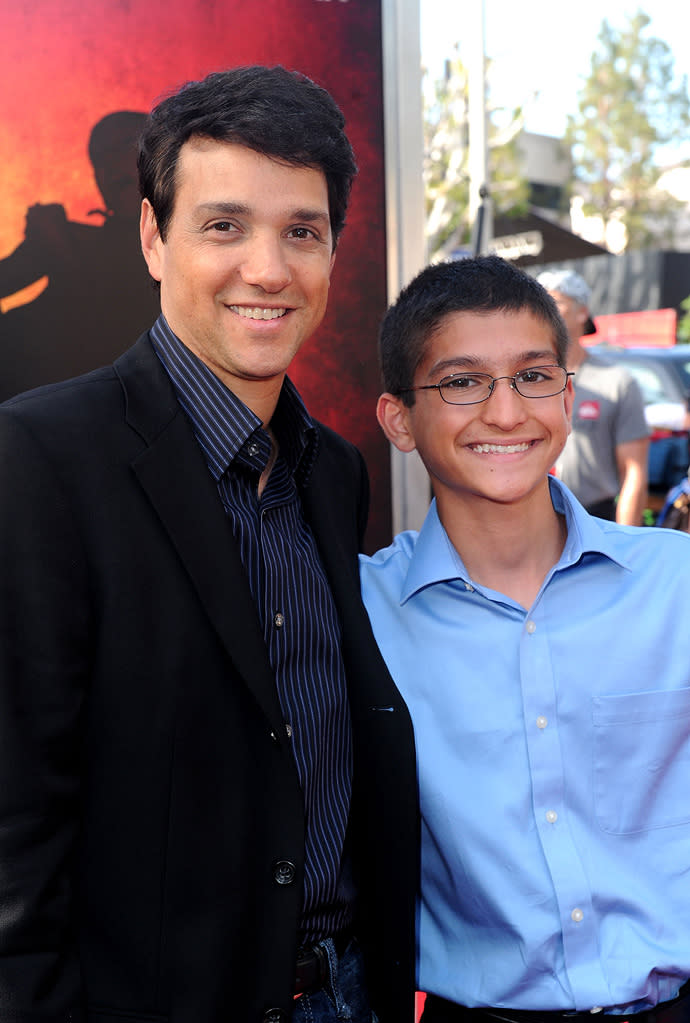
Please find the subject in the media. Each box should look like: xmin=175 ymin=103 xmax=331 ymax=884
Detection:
xmin=400 ymin=476 xmax=632 ymax=604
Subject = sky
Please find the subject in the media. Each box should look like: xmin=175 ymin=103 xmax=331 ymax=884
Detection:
xmin=420 ymin=0 xmax=690 ymax=158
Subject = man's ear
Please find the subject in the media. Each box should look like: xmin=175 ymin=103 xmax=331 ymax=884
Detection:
xmin=376 ymin=392 xmax=417 ymax=453
xmin=140 ymin=199 xmax=163 ymax=282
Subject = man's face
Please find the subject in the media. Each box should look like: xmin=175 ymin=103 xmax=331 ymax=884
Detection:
xmin=548 ymin=289 xmax=589 ymax=342
xmin=378 ymin=308 xmax=573 ymax=517
xmin=140 ymin=138 xmax=335 ymax=396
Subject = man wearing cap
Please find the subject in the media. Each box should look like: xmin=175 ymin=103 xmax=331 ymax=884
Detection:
xmin=538 ymin=269 xmax=649 ymax=524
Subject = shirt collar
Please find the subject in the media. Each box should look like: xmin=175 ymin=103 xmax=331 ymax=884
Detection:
xmin=400 ymin=476 xmax=631 ymax=604
xmin=149 ymin=314 xmax=317 ymax=482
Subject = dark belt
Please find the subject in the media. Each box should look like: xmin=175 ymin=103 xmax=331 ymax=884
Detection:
xmin=424 ymin=982 xmax=690 ymax=1023
xmin=294 ymin=930 xmax=352 ymax=996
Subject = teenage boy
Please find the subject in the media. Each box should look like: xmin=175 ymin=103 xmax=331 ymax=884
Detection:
xmin=360 ymin=255 xmax=690 ymax=1023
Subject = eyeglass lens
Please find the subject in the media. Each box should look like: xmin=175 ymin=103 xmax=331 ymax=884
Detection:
xmin=439 ymin=366 xmax=568 ymax=404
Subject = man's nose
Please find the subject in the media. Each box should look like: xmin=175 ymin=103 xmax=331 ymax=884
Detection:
xmin=239 ymin=233 xmax=292 ymax=291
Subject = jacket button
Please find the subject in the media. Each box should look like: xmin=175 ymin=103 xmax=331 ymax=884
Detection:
xmin=263 ymin=1010 xmax=287 ymax=1022
xmin=272 ymin=860 xmax=296 ymax=885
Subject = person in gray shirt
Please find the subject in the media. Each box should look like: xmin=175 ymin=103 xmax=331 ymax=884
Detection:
xmin=538 ymin=269 xmax=649 ymax=524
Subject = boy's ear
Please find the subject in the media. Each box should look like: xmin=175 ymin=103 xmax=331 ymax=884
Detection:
xmin=376 ymin=393 xmax=417 ymax=453
xmin=564 ymin=373 xmax=575 ymax=434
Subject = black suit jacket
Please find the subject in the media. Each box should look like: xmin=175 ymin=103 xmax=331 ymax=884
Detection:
xmin=0 ymin=335 xmax=419 ymax=1023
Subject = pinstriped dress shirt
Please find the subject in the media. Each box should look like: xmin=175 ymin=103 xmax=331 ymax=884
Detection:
xmin=150 ymin=315 xmax=354 ymax=942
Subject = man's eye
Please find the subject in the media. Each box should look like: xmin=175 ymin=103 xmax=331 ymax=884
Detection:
xmin=211 ymin=221 xmax=235 ymax=232
xmin=288 ymin=227 xmax=316 ymax=240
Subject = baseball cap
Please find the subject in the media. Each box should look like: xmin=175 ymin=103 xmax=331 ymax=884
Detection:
xmin=537 ymin=269 xmax=597 ymax=335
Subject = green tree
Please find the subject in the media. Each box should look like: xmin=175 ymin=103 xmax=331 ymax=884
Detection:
xmin=677 ymin=296 xmax=690 ymax=344
xmin=566 ymin=9 xmax=690 ymax=250
xmin=424 ymin=52 xmax=530 ymax=261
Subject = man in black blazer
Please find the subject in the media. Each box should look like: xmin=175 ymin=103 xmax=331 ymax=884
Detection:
xmin=0 ymin=67 xmax=418 ymax=1023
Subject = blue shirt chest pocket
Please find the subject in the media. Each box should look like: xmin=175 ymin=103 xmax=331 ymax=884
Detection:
xmin=593 ymin=686 xmax=690 ymax=834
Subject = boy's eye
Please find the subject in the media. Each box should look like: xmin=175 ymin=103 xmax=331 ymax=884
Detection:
xmin=441 ymin=374 xmax=489 ymax=390
xmin=518 ymin=369 xmax=544 ymax=384
xmin=518 ymin=367 xmax=556 ymax=384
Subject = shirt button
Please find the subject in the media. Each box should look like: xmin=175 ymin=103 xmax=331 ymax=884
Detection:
xmin=247 ymin=442 xmax=260 ymax=457
xmin=285 ymin=723 xmax=292 ymax=738
xmin=536 ymin=716 xmax=548 ymax=729
xmin=545 ymin=810 xmax=558 ymax=823
xmin=263 ymin=1011 xmax=287 ymax=1023
xmin=526 ymin=620 xmax=537 ymax=634
xmin=273 ymin=860 xmax=296 ymax=885
xmin=464 ymin=582 xmax=474 ymax=592
xmin=571 ymin=907 xmax=584 ymax=923
xmin=273 ymin=612 xmax=285 ymax=628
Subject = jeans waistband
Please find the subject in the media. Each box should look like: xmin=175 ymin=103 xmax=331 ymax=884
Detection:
xmin=294 ymin=930 xmax=353 ymax=996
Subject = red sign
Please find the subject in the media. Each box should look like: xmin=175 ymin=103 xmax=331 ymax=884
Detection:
xmin=583 ymin=308 xmax=677 ymax=347
xmin=0 ymin=0 xmax=392 ymax=550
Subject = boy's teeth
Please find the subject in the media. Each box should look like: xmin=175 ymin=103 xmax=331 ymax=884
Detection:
xmin=471 ymin=442 xmax=530 ymax=454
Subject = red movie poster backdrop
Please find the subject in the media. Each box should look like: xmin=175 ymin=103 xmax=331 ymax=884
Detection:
xmin=0 ymin=0 xmax=391 ymax=550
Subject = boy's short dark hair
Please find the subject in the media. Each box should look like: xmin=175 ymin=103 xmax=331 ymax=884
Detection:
xmin=380 ymin=255 xmax=571 ymax=404
xmin=138 ymin=65 xmax=357 ymax=245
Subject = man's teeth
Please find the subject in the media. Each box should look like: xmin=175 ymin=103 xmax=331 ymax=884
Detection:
xmin=471 ymin=442 xmax=530 ymax=454
xmin=230 ymin=306 xmax=287 ymax=320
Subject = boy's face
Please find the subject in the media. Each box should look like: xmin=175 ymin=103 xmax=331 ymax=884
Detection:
xmin=377 ymin=308 xmax=573 ymax=515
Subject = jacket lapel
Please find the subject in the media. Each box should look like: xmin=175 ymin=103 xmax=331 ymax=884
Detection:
xmin=302 ymin=432 xmax=407 ymax=711
xmin=300 ymin=437 xmax=360 ymax=602
xmin=114 ymin=336 xmax=286 ymax=735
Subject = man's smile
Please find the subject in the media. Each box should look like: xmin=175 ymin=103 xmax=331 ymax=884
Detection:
xmin=228 ymin=305 xmax=288 ymax=320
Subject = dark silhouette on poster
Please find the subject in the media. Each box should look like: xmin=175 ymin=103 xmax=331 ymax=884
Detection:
xmin=0 ymin=111 xmax=160 ymax=401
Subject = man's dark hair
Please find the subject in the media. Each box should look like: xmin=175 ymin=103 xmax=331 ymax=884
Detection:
xmin=379 ymin=255 xmax=571 ymax=404
xmin=138 ymin=65 xmax=358 ymax=245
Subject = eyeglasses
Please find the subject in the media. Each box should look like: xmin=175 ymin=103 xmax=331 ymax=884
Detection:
xmin=398 ymin=366 xmax=574 ymax=406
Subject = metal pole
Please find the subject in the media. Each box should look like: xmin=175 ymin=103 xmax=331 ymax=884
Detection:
xmin=467 ymin=0 xmax=493 ymax=254
xmin=382 ymin=0 xmax=431 ymax=535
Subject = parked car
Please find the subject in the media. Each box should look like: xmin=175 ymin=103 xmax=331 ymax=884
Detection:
xmin=588 ymin=345 xmax=690 ymax=494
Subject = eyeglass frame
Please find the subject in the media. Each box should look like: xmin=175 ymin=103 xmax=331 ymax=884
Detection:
xmin=396 ymin=365 xmax=574 ymax=406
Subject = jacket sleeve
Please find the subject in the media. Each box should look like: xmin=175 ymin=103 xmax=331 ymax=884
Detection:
xmin=0 ymin=408 xmax=89 ymax=1020
xmin=354 ymin=446 xmax=370 ymax=551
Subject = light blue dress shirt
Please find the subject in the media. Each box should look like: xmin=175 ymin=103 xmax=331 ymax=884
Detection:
xmin=360 ymin=478 xmax=690 ymax=1013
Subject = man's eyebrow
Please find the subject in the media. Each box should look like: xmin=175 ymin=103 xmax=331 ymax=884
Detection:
xmin=195 ymin=201 xmax=250 ymax=217
xmin=193 ymin=201 xmax=330 ymax=225
xmin=289 ymin=207 xmax=331 ymax=225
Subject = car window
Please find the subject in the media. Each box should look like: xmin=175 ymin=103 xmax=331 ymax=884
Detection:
xmin=622 ymin=364 xmax=668 ymax=404
xmin=672 ymin=355 xmax=690 ymax=392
